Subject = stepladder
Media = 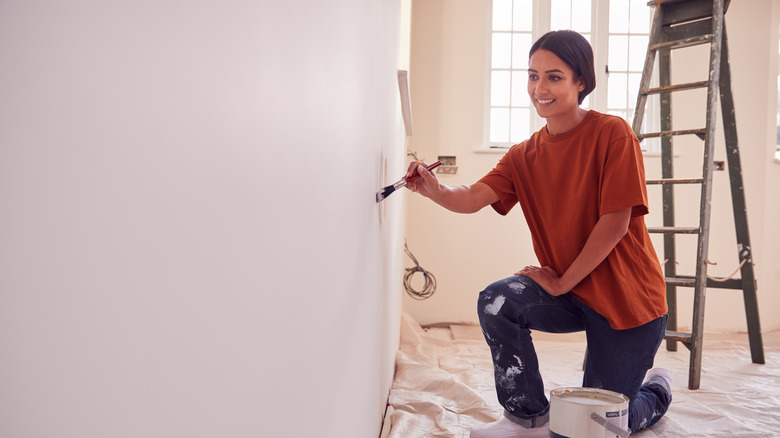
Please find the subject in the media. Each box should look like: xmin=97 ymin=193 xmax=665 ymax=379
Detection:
xmin=632 ymin=0 xmax=765 ymax=390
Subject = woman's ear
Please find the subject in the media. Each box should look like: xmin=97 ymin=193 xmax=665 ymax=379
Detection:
xmin=576 ymin=76 xmax=585 ymax=92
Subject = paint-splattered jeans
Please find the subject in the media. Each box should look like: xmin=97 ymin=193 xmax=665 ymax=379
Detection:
xmin=477 ymin=275 xmax=671 ymax=433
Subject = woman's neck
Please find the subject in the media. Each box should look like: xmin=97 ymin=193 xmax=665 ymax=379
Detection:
xmin=546 ymin=107 xmax=588 ymax=136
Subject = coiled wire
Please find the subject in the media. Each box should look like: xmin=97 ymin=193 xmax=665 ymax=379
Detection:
xmin=404 ymin=240 xmax=436 ymax=300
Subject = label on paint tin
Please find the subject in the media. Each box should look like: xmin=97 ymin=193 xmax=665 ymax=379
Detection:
xmin=550 ymin=387 xmax=630 ymax=438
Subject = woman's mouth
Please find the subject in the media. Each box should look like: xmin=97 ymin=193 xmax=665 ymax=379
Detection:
xmin=536 ymin=98 xmax=555 ymax=105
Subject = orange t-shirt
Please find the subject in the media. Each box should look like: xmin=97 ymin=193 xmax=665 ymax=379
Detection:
xmin=479 ymin=110 xmax=667 ymax=330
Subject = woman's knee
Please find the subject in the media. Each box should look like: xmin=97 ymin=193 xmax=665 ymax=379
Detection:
xmin=477 ymin=276 xmax=535 ymax=319
xmin=478 ymin=277 xmax=514 ymax=312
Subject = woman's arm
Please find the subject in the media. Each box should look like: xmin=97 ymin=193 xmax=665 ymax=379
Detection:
xmin=517 ymin=207 xmax=632 ymax=296
xmin=405 ymin=161 xmax=499 ymax=214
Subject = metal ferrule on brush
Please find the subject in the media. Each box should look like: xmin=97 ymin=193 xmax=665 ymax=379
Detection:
xmin=375 ymin=161 xmax=441 ymax=203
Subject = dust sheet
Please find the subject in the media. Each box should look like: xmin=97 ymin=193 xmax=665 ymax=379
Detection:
xmin=386 ymin=313 xmax=780 ymax=438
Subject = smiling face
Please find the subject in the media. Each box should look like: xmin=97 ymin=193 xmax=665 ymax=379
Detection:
xmin=527 ymin=49 xmax=585 ymax=127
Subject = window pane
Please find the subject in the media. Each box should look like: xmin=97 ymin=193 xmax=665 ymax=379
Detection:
xmin=628 ymin=72 xmax=642 ymax=108
xmin=642 ymin=137 xmax=661 ymax=153
xmin=551 ymin=0 xmax=571 ymax=30
xmin=608 ymin=73 xmax=628 ymax=108
xmin=493 ymin=0 xmax=512 ymax=31
xmin=629 ymin=35 xmax=648 ymax=71
xmin=513 ymin=0 xmax=532 ymax=31
xmin=512 ymin=33 xmax=532 ymax=69
xmin=609 ymin=0 xmax=629 ymax=33
xmin=571 ymin=0 xmax=591 ymax=33
xmin=492 ymin=71 xmax=511 ymax=106
xmin=492 ymin=33 xmax=511 ymax=68
xmin=581 ymin=33 xmax=591 ymax=45
xmin=491 ymin=108 xmax=510 ymax=142
xmin=629 ymin=0 xmax=650 ymax=34
xmin=510 ymin=108 xmax=530 ymax=143
xmin=609 ymin=35 xmax=628 ymax=71
xmin=607 ymin=0 xmax=651 ymax=135
xmin=608 ymin=109 xmax=627 ymax=120
xmin=511 ymin=71 xmax=530 ymax=106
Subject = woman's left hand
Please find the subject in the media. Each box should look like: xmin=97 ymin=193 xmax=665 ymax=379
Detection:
xmin=515 ymin=265 xmax=568 ymax=296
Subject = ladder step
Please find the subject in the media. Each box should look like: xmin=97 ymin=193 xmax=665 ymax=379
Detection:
xmin=646 ymin=178 xmax=704 ymax=185
xmin=665 ymin=277 xmax=696 ymax=287
xmin=650 ymin=34 xmax=713 ymax=51
xmin=642 ymin=81 xmax=710 ymax=95
xmin=649 ymin=226 xmax=699 ymax=234
xmin=664 ymin=275 xmax=744 ymax=290
xmin=637 ymin=128 xmax=706 ymax=140
xmin=706 ymin=277 xmax=744 ymax=290
xmin=665 ymin=330 xmax=693 ymax=344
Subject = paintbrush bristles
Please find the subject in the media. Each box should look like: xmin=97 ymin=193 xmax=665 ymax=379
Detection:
xmin=376 ymin=179 xmax=406 ymax=203
xmin=375 ymin=185 xmax=395 ymax=203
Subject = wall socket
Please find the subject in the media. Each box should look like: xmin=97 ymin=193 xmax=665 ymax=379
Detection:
xmin=437 ymin=155 xmax=458 ymax=174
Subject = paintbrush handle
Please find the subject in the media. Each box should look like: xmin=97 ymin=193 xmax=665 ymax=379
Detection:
xmin=405 ymin=161 xmax=442 ymax=182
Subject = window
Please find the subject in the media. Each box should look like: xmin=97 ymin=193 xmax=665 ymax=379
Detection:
xmin=488 ymin=0 xmax=534 ymax=145
xmin=487 ymin=0 xmax=654 ymax=149
xmin=550 ymin=0 xmax=592 ymax=110
xmin=606 ymin=0 xmax=649 ymax=123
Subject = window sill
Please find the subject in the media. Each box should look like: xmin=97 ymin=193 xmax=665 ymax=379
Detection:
xmin=474 ymin=146 xmax=511 ymax=154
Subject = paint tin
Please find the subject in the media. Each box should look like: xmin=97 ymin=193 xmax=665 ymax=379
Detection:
xmin=549 ymin=387 xmax=631 ymax=438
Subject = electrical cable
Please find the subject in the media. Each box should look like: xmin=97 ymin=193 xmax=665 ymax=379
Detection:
xmin=403 ymin=240 xmax=437 ymax=300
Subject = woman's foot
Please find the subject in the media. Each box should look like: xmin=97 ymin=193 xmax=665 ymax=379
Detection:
xmin=645 ymin=368 xmax=672 ymax=393
xmin=470 ymin=416 xmax=549 ymax=438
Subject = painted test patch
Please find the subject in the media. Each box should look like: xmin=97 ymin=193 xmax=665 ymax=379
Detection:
xmin=484 ymin=295 xmax=506 ymax=315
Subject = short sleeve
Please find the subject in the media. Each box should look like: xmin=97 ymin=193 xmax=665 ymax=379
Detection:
xmin=478 ymin=145 xmax=523 ymax=216
xmin=599 ymin=121 xmax=649 ymax=218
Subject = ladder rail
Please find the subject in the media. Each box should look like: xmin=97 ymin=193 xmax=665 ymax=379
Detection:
xmin=658 ymin=17 xmax=679 ymax=355
xmin=632 ymin=4 xmax=663 ymax=137
xmin=685 ymin=0 xmax=723 ymax=391
xmin=717 ymin=26 xmax=765 ymax=365
xmin=638 ymin=0 xmax=763 ymax=390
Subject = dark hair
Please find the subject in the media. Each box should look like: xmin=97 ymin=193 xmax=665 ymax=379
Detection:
xmin=529 ymin=30 xmax=595 ymax=104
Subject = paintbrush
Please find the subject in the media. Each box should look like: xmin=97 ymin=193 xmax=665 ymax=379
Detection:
xmin=376 ymin=161 xmax=442 ymax=203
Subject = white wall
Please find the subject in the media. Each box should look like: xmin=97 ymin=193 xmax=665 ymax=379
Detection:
xmin=0 ymin=1 xmax=407 ymax=437
xmin=405 ymin=0 xmax=780 ymax=333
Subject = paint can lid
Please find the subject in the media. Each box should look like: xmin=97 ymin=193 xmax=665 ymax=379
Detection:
xmin=550 ymin=387 xmax=629 ymax=405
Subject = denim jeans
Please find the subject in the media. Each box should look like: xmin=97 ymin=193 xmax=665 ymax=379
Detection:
xmin=477 ymin=275 xmax=671 ymax=433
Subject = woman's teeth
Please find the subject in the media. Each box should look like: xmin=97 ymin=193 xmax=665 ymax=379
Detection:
xmin=537 ymin=98 xmax=555 ymax=104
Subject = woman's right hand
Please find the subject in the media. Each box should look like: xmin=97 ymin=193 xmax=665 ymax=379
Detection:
xmin=403 ymin=163 xmax=498 ymax=214
xmin=405 ymin=161 xmax=441 ymax=198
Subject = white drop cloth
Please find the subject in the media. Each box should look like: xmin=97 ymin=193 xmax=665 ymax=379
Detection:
xmin=386 ymin=313 xmax=780 ymax=437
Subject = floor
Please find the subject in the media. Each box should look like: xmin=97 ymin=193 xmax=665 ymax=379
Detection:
xmin=385 ymin=313 xmax=780 ymax=438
